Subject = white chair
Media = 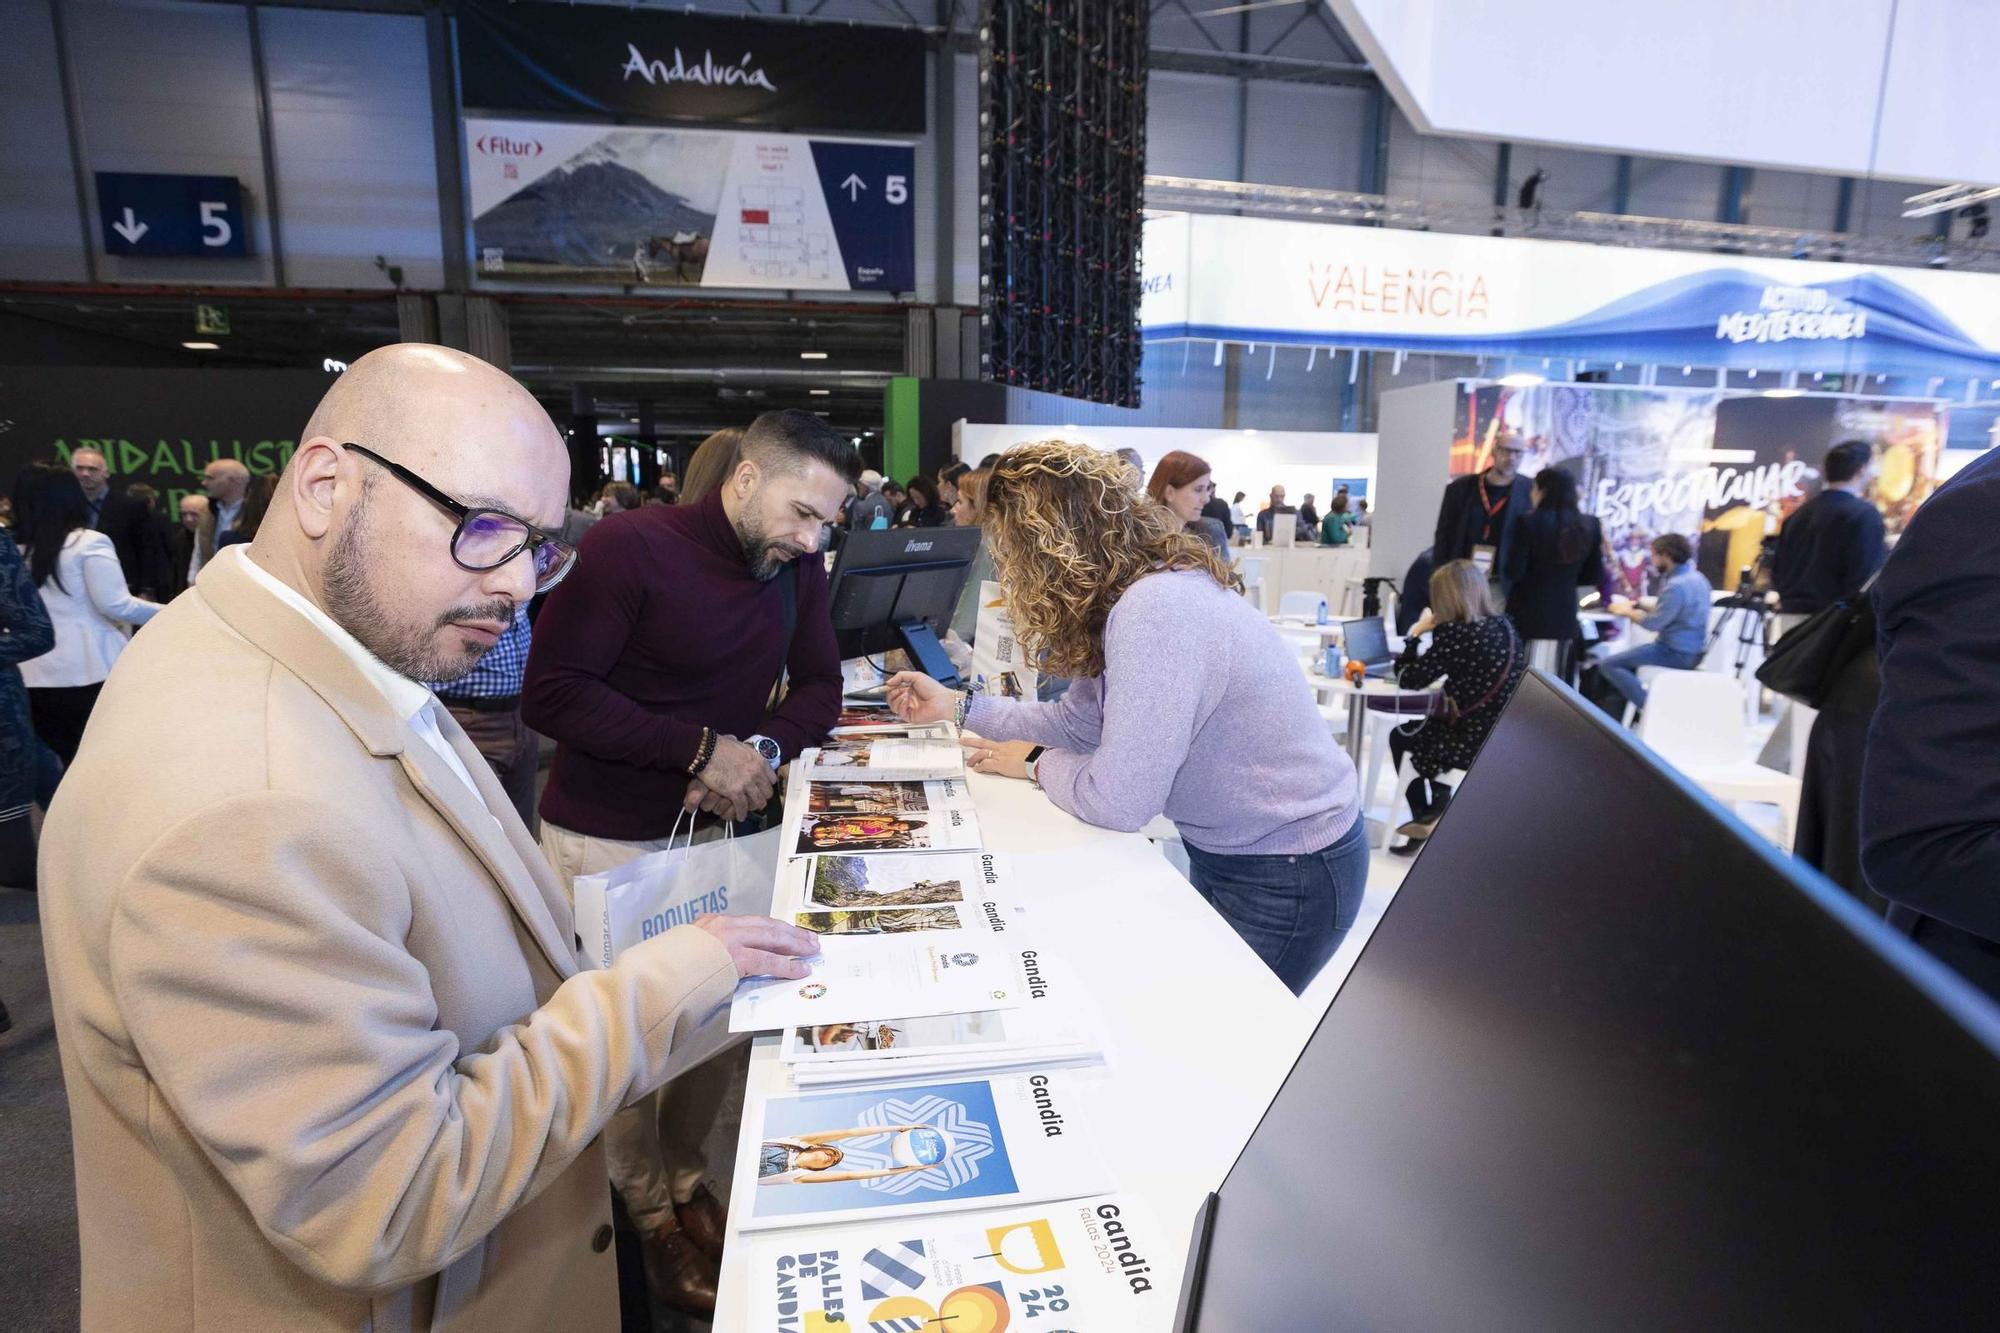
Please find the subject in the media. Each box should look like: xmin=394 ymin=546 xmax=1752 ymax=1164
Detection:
xmin=1618 ymin=664 xmax=1669 ymax=727
xmin=1278 ymin=590 xmax=1328 ymax=621
xmin=1638 ymin=671 xmax=1800 ymax=850
xmin=1236 ymin=556 xmax=1269 ymax=613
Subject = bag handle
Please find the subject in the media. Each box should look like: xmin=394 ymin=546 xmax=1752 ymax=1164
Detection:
xmin=664 ymin=804 xmax=696 ymax=855
xmin=1453 ymin=621 xmax=1519 ymax=721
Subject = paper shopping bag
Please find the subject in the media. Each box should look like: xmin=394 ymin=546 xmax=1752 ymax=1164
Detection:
xmin=573 ymin=817 xmax=781 ymax=971
xmin=573 ymin=817 xmax=783 ymax=1079
xmin=968 ymin=579 xmax=1038 ymax=702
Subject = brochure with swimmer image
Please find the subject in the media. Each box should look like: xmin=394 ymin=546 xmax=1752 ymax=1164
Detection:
xmin=745 ymin=1193 xmax=1173 ymax=1329
xmin=802 ymin=729 xmax=965 ymax=782
xmin=784 ymin=772 xmax=983 ymax=858
xmin=733 ymin=1071 xmax=1114 ymax=1232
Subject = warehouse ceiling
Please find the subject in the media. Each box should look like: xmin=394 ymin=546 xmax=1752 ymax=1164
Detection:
xmin=0 ymin=285 xmax=905 ymax=442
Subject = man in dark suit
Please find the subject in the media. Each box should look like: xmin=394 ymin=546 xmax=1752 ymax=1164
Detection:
xmin=1771 ymin=438 xmax=1887 ymax=616
xmin=1861 ymin=444 xmax=2000 ymax=1002
xmin=70 ymin=447 xmax=169 ymax=598
xmin=166 ymin=493 xmax=211 ymax=599
xmin=1433 ymin=433 xmax=1532 ymax=587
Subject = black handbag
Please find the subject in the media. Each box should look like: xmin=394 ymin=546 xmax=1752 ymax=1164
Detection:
xmin=1756 ymin=588 xmax=1876 ymax=709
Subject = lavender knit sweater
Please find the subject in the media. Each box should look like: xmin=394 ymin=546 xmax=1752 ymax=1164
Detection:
xmin=966 ymin=569 xmax=1360 ymax=855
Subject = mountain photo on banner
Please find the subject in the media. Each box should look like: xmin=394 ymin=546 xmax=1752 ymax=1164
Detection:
xmin=472 ymin=127 xmax=728 ymax=285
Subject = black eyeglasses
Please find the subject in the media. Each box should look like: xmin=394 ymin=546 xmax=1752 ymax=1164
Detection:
xmin=342 ymin=443 xmax=577 ymax=593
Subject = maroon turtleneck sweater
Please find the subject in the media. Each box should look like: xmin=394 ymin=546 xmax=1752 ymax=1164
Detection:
xmin=523 ymin=490 xmax=842 ymax=840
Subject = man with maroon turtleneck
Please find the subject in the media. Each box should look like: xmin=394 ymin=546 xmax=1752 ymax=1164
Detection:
xmin=524 ymin=407 xmax=857 ymax=1313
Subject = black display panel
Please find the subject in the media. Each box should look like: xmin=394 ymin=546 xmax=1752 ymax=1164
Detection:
xmin=1184 ymin=670 xmax=2000 ymax=1331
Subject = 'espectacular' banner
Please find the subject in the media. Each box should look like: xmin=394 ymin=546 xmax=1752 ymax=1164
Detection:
xmin=456 ymin=0 xmax=925 ymax=134
xmin=1142 ymin=212 xmax=2000 ymax=379
xmin=466 ymin=116 xmax=914 ymax=292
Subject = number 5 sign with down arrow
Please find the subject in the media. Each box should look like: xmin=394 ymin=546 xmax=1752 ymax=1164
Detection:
xmin=95 ymin=173 xmax=249 ymax=259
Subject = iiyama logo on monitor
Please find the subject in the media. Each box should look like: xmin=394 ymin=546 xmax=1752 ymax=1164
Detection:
xmin=904 ymin=540 xmax=934 ymax=553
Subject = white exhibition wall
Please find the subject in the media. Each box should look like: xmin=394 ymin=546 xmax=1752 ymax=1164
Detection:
xmin=1333 ymin=0 xmax=2000 ymax=186
xmin=1367 ymin=379 xmax=1458 ymax=585
xmin=953 ymin=423 xmax=1378 ymax=521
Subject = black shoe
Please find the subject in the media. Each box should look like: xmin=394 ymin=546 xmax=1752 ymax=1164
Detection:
xmin=0 ymin=997 xmax=11 ymax=1035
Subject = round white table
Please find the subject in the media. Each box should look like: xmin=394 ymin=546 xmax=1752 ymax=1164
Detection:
xmin=1305 ymin=666 xmax=1445 ymax=763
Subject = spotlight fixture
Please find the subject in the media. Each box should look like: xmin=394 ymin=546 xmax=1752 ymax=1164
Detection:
xmin=1964 ymin=202 xmax=1991 ymax=240
xmin=800 ymin=351 xmax=829 ymax=360
xmin=1498 ymin=372 xmax=1545 ymax=387
xmin=183 ymin=340 xmax=220 ymax=350
xmin=809 ymin=388 xmax=831 ymax=396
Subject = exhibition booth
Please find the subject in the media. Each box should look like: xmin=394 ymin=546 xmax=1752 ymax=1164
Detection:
xmin=1371 ymin=377 xmax=1945 ymax=598
xmin=1129 ymin=210 xmax=2000 ymax=608
xmin=953 ymin=420 xmax=1379 ymax=612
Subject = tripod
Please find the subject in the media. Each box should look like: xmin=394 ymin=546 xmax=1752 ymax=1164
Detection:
xmin=1706 ymin=594 xmax=1773 ymax=709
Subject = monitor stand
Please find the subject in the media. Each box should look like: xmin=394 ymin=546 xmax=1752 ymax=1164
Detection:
xmin=896 ymin=618 xmax=962 ymax=690
xmin=1171 ymin=1191 xmax=1219 ymax=1333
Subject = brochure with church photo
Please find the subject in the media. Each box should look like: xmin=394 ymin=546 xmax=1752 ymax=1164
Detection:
xmin=745 ymin=1193 xmax=1173 ymax=1328
xmin=734 ymin=1072 xmax=1113 ymax=1232
xmin=777 ymin=850 xmax=990 ymax=912
xmin=785 ymin=774 xmax=983 ymax=858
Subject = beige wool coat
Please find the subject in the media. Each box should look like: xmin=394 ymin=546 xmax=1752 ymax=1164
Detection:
xmin=39 ymin=550 xmax=737 ymax=1331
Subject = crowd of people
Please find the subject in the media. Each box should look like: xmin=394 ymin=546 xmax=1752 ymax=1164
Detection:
xmin=16 ymin=344 xmax=1979 ymax=1331
xmin=5 ymin=351 xmax=1376 ymax=1329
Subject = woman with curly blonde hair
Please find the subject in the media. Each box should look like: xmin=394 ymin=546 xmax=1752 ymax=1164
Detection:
xmin=887 ymin=440 xmax=1366 ymax=993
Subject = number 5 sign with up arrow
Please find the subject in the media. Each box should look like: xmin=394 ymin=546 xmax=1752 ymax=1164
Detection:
xmin=95 ymin=173 xmax=249 ymax=259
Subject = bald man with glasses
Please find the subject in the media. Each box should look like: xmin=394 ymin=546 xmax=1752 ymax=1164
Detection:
xmin=37 ymin=344 xmax=819 ymax=1333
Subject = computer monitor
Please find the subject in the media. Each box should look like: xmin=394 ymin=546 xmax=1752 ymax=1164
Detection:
xmin=1175 ymin=670 xmax=2000 ymax=1331
xmin=826 ymin=526 xmax=983 ymax=689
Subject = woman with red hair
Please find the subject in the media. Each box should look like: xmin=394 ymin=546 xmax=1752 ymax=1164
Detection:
xmin=1146 ymin=450 xmax=1230 ymax=555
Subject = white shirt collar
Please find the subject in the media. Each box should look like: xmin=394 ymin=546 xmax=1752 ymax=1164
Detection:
xmin=226 ymin=546 xmax=435 ymax=725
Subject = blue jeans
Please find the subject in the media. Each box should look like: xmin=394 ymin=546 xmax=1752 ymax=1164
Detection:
xmin=1596 ymin=642 xmax=1702 ymax=710
xmin=1183 ymin=813 xmax=1369 ymax=996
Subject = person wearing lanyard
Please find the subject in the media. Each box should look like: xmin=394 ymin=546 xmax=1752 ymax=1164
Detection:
xmin=1433 ymin=433 xmax=1532 ymax=588
xmin=432 ymin=604 xmax=538 ymax=830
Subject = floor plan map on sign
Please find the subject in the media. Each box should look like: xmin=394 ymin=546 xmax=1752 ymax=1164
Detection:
xmin=747 ymin=1194 xmax=1171 ymax=1330
xmin=737 ymin=185 xmax=832 ymax=281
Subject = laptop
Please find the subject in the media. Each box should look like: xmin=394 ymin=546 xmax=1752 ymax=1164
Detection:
xmin=1338 ymin=616 xmax=1397 ymax=678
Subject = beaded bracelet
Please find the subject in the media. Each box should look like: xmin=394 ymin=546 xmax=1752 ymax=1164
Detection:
xmin=688 ymin=727 xmax=718 ymax=776
xmin=953 ymin=691 xmax=972 ymax=729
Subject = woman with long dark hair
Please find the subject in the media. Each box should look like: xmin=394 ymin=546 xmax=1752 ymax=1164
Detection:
xmin=215 ymin=472 xmax=279 ymax=549
xmin=14 ymin=461 xmax=162 ymax=764
xmin=1504 ymin=466 xmax=1605 ymax=680
xmin=884 ymin=441 xmax=1366 ymax=994
xmin=895 ymin=475 xmax=949 ymax=528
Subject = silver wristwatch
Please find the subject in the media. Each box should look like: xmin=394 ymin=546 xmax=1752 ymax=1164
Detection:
xmin=747 ymin=734 xmax=782 ymax=771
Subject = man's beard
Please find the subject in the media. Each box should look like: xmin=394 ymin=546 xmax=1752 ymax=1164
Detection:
xmin=734 ymin=509 xmax=804 ymax=582
xmin=323 ymin=498 xmax=512 ymax=684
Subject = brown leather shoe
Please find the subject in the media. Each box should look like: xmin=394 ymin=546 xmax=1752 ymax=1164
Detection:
xmin=676 ymin=1183 xmax=729 ymax=1262
xmin=642 ymin=1217 xmax=719 ymax=1316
